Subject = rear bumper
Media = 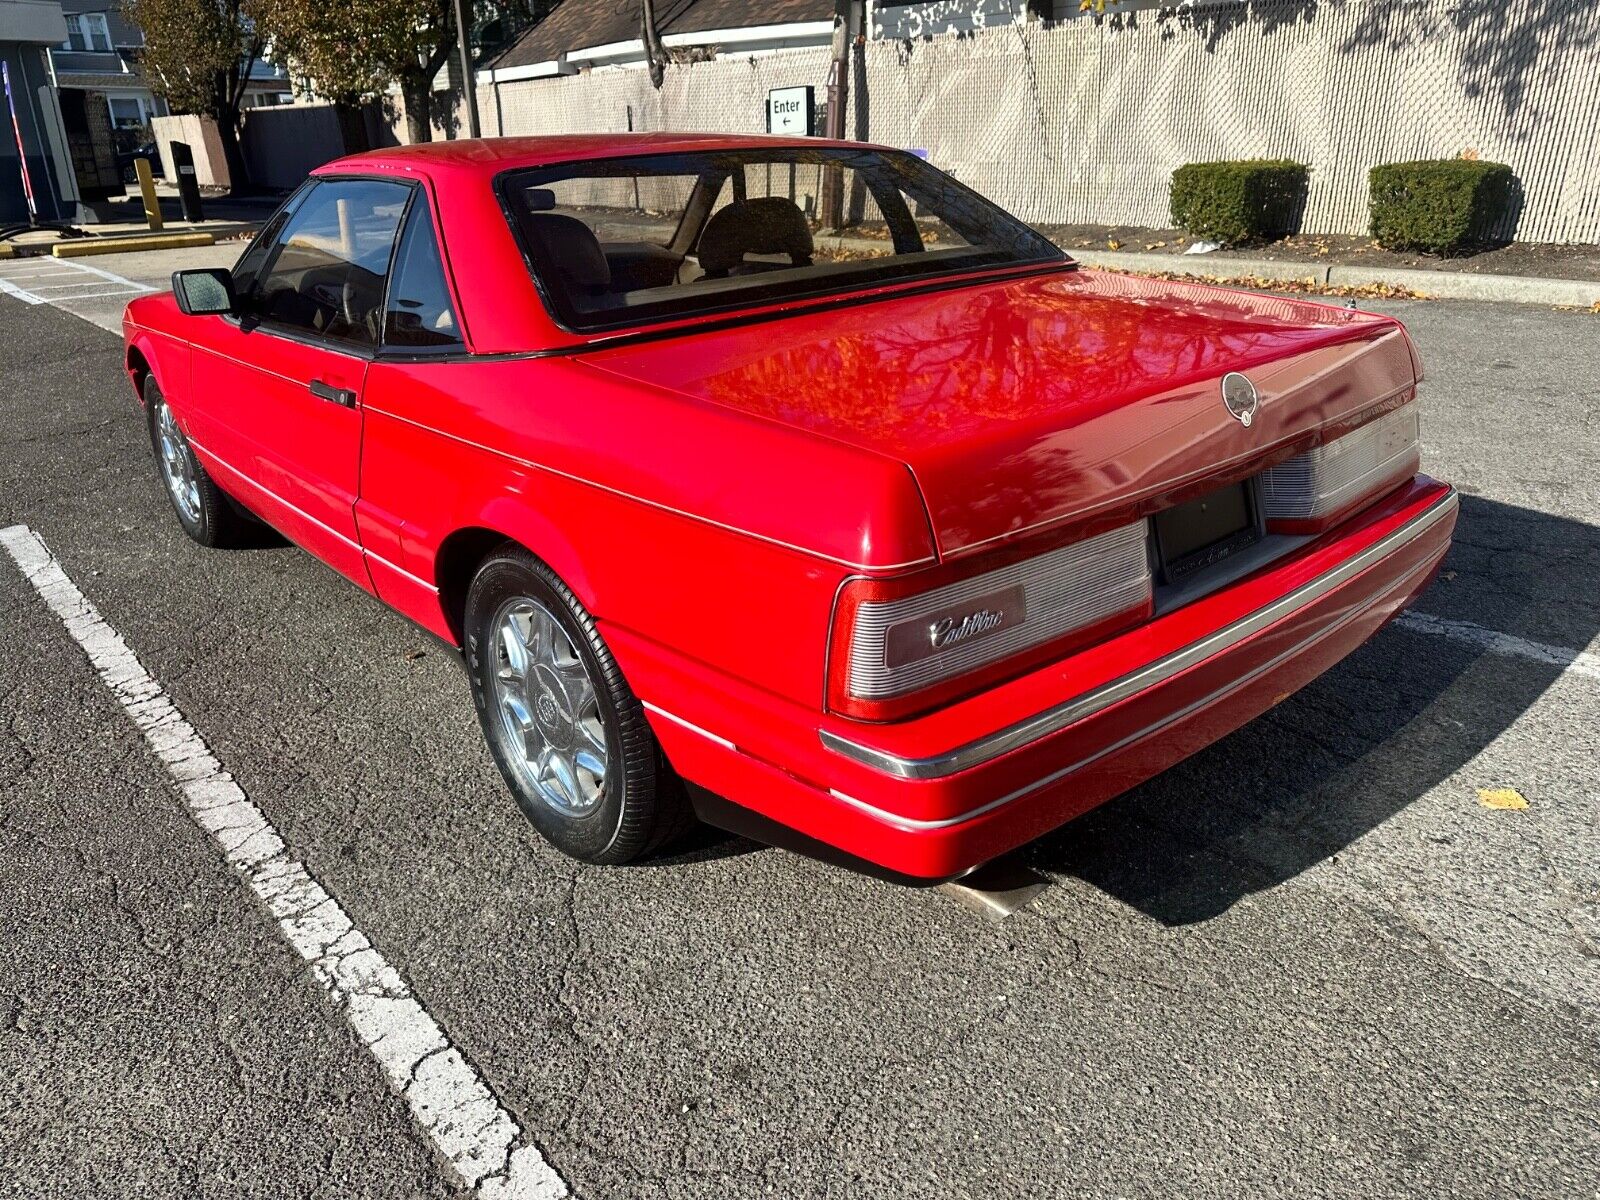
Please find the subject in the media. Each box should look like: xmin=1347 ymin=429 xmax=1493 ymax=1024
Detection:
xmin=627 ymin=477 xmax=1457 ymax=881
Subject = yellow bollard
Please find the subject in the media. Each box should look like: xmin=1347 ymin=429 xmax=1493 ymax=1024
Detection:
xmin=134 ymin=157 xmax=163 ymax=232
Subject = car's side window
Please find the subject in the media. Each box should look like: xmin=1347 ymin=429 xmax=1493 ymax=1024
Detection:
xmin=242 ymin=179 xmax=411 ymax=348
xmin=382 ymin=197 xmax=464 ymax=352
xmin=231 ymin=183 xmax=309 ymax=298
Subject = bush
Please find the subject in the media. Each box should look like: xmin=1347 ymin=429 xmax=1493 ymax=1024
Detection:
xmin=1368 ymin=159 xmax=1515 ymax=255
xmin=1169 ymin=160 xmax=1309 ymax=245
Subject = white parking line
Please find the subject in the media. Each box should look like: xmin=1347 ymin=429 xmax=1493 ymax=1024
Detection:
xmin=0 ymin=277 xmax=46 ymax=304
xmin=1394 ymin=610 xmax=1600 ymax=682
xmin=42 ymin=255 xmax=157 ymax=291
xmin=0 ymin=255 xmax=154 ymax=306
xmin=24 ymin=288 xmax=157 ymax=302
xmin=29 ymin=280 xmax=150 ymax=293
xmin=0 ymin=524 xmax=568 ymax=1200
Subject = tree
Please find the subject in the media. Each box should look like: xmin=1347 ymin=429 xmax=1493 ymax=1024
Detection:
xmin=641 ymin=0 xmax=667 ymax=89
xmin=129 ymin=0 xmax=272 ymax=187
xmin=272 ymin=0 xmax=461 ymax=143
xmin=382 ymin=0 xmax=457 ymax=144
xmin=269 ymin=3 xmax=392 ymax=109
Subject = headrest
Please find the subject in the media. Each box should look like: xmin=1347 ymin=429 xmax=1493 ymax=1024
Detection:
xmin=697 ymin=197 xmax=814 ymax=275
xmin=521 ymin=212 xmax=610 ymax=294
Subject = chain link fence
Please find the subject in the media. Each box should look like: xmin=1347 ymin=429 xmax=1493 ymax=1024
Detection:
xmin=447 ymin=0 xmax=1600 ymax=244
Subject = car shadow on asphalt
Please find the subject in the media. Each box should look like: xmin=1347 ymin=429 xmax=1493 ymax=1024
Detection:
xmin=1021 ymin=492 xmax=1599 ymax=926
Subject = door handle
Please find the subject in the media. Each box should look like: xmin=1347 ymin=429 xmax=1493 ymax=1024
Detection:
xmin=309 ymin=380 xmax=357 ymax=408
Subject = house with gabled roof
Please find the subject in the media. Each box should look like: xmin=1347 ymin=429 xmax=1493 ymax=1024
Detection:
xmin=483 ymin=1 xmax=847 ymax=84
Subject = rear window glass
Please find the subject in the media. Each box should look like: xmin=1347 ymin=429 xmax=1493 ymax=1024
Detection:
xmin=499 ymin=148 xmax=1063 ymax=332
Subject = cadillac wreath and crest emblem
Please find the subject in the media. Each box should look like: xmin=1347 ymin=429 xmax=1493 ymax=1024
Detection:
xmin=1221 ymin=372 xmax=1260 ymax=427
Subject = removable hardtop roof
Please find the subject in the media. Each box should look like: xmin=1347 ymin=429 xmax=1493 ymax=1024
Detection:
xmin=316 ymin=132 xmax=881 ymax=181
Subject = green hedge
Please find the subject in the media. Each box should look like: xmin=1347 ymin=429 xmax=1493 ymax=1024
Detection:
xmin=1169 ymin=160 xmax=1309 ymax=245
xmin=1368 ymin=159 xmax=1515 ymax=254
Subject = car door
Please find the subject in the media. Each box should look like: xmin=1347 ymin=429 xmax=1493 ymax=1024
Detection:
xmin=354 ymin=189 xmax=471 ymax=619
xmin=187 ymin=177 xmax=412 ymax=589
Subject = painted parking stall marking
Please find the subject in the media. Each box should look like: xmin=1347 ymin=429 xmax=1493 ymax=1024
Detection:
xmin=1394 ymin=610 xmax=1600 ymax=682
xmin=0 ymin=524 xmax=569 ymax=1200
xmin=0 ymin=255 xmax=155 ymax=305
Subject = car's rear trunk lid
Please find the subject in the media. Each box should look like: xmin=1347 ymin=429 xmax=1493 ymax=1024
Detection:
xmin=577 ymin=267 xmax=1419 ymax=561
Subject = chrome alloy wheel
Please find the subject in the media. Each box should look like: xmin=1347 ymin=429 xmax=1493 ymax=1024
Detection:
xmin=155 ymin=401 xmax=202 ymax=525
xmin=488 ymin=598 xmax=609 ymax=816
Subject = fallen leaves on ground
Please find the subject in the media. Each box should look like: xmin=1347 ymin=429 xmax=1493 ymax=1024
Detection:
xmin=812 ymin=246 xmax=894 ymax=262
xmin=1094 ymin=267 xmax=1431 ymax=301
xmin=1477 ymin=787 xmax=1529 ymax=811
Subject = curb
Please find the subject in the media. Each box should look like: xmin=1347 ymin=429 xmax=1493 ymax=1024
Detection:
xmin=53 ymin=231 xmax=216 ymax=258
xmin=1068 ymin=249 xmax=1600 ymax=308
xmin=109 ymin=220 xmax=261 ymax=242
xmin=813 ymin=233 xmax=1598 ymax=307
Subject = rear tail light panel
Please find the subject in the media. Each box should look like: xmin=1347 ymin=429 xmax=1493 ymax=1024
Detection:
xmin=828 ymin=520 xmax=1152 ymax=721
xmin=1260 ymin=403 xmax=1420 ymax=533
xmin=829 ymin=399 xmax=1423 ymax=723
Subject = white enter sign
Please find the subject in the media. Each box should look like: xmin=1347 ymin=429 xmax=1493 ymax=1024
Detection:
xmin=766 ymin=85 xmax=814 ymax=136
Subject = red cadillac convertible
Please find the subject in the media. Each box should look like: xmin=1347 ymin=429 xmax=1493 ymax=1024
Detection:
xmin=123 ymin=134 xmax=1456 ymax=882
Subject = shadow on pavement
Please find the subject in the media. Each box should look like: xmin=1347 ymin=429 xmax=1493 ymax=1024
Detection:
xmin=1024 ymin=492 xmax=1599 ymax=925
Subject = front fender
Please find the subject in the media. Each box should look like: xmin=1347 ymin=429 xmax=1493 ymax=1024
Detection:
xmin=123 ymin=295 xmax=192 ymax=417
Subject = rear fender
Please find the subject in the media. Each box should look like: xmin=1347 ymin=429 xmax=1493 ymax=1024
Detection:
xmin=450 ymin=495 xmax=597 ymax=608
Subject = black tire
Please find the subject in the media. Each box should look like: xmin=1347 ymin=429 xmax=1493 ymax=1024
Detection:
xmin=464 ymin=545 xmax=693 ymax=864
xmin=145 ymin=376 xmax=244 ymax=548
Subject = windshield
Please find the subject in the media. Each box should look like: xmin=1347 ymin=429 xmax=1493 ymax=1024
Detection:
xmin=498 ymin=147 xmax=1065 ymax=332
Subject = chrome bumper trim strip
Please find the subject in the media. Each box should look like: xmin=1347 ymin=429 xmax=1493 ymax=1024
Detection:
xmin=828 ymin=547 xmax=1446 ymax=833
xmin=819 ymin=486 xmax=1458 ymax=784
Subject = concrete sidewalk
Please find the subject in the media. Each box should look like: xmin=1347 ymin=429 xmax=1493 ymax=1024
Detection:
xmin=1066 ymin=247 xmax=1600 ymax=308
xmin=2 ymin=221 xmax=260 ymax=252
xmin=811 ymin=231 xmax=1600 ymax=308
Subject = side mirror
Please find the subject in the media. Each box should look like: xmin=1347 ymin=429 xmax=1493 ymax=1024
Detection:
xmin=171 ymin=268 xmax=237 ymax=316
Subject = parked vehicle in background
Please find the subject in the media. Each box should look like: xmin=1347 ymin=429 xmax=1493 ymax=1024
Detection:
xmin=116 ymin=139 xmax=162 ymax=184
xmin=122 ymin=134 xmax=1456 ymax=882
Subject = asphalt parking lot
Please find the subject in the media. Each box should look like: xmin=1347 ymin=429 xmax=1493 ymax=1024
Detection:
xmin=1 ymin=245 xmax=1597 ymax=1199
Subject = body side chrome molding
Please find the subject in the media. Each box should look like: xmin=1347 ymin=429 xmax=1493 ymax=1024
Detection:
xmin=190 ymin=438 xmax=440 ymax=594
xmin=641 ymin=701 xmax=738 ymax=751
xmin=364 ymin=546 xmax=442 ymax=594
xmin=820 ymin=486 xmax=1458 ymax=782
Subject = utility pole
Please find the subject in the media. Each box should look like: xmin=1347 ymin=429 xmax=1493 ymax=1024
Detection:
xmin=819 ymin=0 xmax=857 ymax=230
xmin=452 ymin=0 xmax=482 ymax=138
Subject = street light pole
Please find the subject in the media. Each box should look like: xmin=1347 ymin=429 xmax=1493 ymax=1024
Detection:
xmin=452 ymin=0 xmax=482 ymax=138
